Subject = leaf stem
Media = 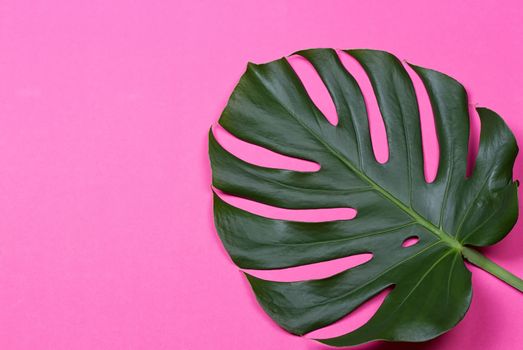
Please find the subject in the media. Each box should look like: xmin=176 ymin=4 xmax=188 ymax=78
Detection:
xmin=462 ymin=246 xmax=523 ymax=292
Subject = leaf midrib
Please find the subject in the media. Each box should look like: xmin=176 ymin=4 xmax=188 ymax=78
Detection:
xmin=306 ymin=125 xmax=460 ymax=249
xmin=249 ymin=67 xmax=461 ymax=251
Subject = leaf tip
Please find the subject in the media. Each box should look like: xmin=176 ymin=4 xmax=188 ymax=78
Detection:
xmin=245 ymin=61 xmax=259 ymax=72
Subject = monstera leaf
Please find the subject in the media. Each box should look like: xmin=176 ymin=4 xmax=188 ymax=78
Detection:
xmin=208 ymin=48 xmax=523 ymax=346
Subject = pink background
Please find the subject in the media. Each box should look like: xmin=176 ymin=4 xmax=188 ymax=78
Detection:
xmin=1 ymin=0 xmax=522 ymax=349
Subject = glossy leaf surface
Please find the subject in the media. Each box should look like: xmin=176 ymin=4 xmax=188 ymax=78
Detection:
xmin=209 ymin=49 xmax=519 ymax=346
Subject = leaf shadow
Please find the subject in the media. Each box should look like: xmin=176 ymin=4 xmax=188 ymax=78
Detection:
xmin=305 ymin=332 xmax=455 ymax=350
xmin=303 ymin=325 xmax=453 ymax=350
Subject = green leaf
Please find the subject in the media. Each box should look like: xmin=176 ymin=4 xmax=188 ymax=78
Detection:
xmin=208 ymin=48 xmax=521 ymax=346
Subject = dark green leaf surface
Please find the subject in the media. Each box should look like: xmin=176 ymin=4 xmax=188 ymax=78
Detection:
xmin=209 ymin=48 xmax=519 ymax=346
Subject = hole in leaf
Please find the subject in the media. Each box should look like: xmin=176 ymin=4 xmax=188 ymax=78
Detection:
xmin=405 ymin=63 xmax=439 ymax=183
xmin=287 ymin=55 xmax=338 ymax=126
xmin=402 ymin=235 xmax=420 ymax=248
xmin=214 ymin=189 xmax=357 ymax=222
xmin=212 ymin=125 xmax=320 ymax=172
xmin=338 ymin=50 xmax=389 ymax=164
xmin=306 ymin=286 xmax=393 ymax=339
xmin=243 ymin=253 xmax=373 ymax=282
